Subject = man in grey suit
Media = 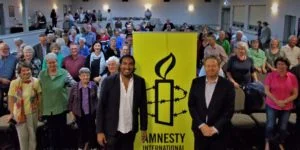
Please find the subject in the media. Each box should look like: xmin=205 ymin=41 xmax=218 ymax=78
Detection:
xmin=33 ymin=33 xmax=50 ymax=62
xmin=260 ymin=22 xmax=272 ymax=50
xmin=96 ymin=55 xmax=147 ymax=150
xmin=188 ymin=55 xmax=235 ymax=150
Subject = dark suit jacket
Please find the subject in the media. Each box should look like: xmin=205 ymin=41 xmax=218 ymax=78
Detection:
xmin=33 ymin=43 xmax=50 ymax=62
xmin=188 ymin=76 xmax=235 ymax=134
xmin=96 ymin=73 xmax=148 ymax=136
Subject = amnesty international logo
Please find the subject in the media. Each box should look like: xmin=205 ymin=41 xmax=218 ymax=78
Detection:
xmin=133 ymin=32 xmax=197 ymax=150
xmin=146 ymin=53 xmax=187 ymax=126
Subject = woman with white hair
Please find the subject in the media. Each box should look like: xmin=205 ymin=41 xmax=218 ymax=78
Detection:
xmin=39 ymin=52 xmax=76 ymax=149
xmin=227 ymin=42 xmax=258 ymax=88
xmin=98 ymin=56 xmax=119 ymax=97
xmin=78 ymin=37 xmax=90 ymax=57
xmin=56 ymin=38 xmax=70 ymax=58
xmin=15 ymin=45 xmax=42 ymax=78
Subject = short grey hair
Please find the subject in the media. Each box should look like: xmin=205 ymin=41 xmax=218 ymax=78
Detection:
xmin=106 ymin=56 xmax=120 ymax=66
xmin=45 ymin=52 xmax=57 ymax=61
xmin=23 ymin=45 xmax=34 ymax=54
xmin=288 ymin=35 xmax=297 ymax=41
xmin=79 ymin=67 xmax=91 ymax=74
xmin=56 ymin=38 xmax=66 ymax=47
xmin=14 ymin=38 xmax=23 ymax=43
xmin=79 ymin=37 xmax=86 ymax=43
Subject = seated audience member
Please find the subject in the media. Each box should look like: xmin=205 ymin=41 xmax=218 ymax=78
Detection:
xmin=106 ymin=23 xmax=113 ymax=37
xmin=264 ymin=57 xmax=298 ymax=150
xmin=231 ymin=31 xmax=248 ymax=53
xmin=125 ymin=34 xmax=133 ymax=54
xmin=227 ymin=42 xmax=259 ymax=112
xmin=197 ymin=32 xmax=209 ymax=68
xmin=217 ymin=31 xmax=231 ymax=55
xmin=62 ymin=33 xmax=71 ymax=47
xmin=248 ymin=39 xmax=267 ymax=74
xmin=13 ymin=38 xmax=24 ymax=59
xmin=162 ymin=19 xmax=175 ymax=31
xmin=69 ymin=29 xmax=77 ymax=44
xmin=125 ymin=24 xmax=134 ymax=35
xmin=105 ymin=37 xmax=120 ymax=60
xmin=37 ymin=11 xmax=47 ymax=29
xmin=84 ymin=41 xmax=106 ymax=83
xmin=82 ymin=24 xmax=96 ymax=48
xmin=97 ymin=28 xmax=110 ymax=50
xmin=42 ymin=43 xmax=63 ymax=70
xmin=62 ymin=43 xmax=86 ymax=82
xmin=265 ymin=39 xmax=285 ymax=72
xmin=78 ymin=37 xmax=90 ymax=57
xmin=68 ymin=67 xmax=98 ymax=150
xmin=227 ymin=42 xmax=258 ymax=87
xmin=113 ymin=29 xmax=124 ymax=50
xmin=120 ymin=44 xmax=130 ymax=57
xmin=98 ymin=56 xmax=119 ymax=97
xmin=145 ymin=21 xmax=156 ymax=32
xmin=56 ymin=38 xmax=70 ymax=58
xmin=281 ymin=35 xmax=300 ymax=68
xmin=115 ymin=18 xmax=122 ymax=29
xmin=39 ymin=52 xmax=76 ymax=149
xmin=0 ymin=43 xmax=17 ymax=115
xmin=33 ymin=34 xmax=51 ymax=62
xmin=8 ymin=62 xmax=42 ymax=150
xmin=16 ymin=46 xmax=42 ymax=78
xmin=199 ymin=34 xmax=228 ymax=77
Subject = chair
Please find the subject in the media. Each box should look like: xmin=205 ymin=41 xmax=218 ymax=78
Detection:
xmin=231 ymin=88 xmax=256 ymax=128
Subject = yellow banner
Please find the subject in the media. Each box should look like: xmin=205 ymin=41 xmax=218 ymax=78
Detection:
xmin=133 ymin=32 xmax=197 ymax=150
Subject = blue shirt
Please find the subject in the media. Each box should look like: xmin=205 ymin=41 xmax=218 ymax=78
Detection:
xmin=83 ymin=32 xmax=96 ymax=47
xmin=79 ymin=45 xmax=90 ymax=57
xmin=0 ymin=55 xmax=17 ymax=88
xmin=61 ymin=46 xmax=70 ymax=58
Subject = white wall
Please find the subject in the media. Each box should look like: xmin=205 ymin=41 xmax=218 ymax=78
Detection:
xmin=266 ymin=0 xmax=300 ymax=42
xmin=71 ymin=0 xmax=220 ymax=25
xmin=228 ymin=0 xmax=300 ymax=42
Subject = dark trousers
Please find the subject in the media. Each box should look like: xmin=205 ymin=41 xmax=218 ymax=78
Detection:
xmin=193 ymin=130 xmax=227 ymax=150
xmin=0 ymin=87 xmax=9 ymax=116
xmin=295 ymin=100 xmax=300 ymax=134
xmin=43 ymin=112 xmax=67 ymax=149
xmin=76 ymin=114 xmax=97 ymax=149
xmin=105 ymin=131 xmax=136 ymax=150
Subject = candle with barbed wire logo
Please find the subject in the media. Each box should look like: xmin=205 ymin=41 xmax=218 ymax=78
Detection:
xmin=147 ymin=53 xmax=187 ymax=126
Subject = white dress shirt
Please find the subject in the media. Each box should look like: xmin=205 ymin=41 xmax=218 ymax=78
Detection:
xmin=199 ymin=77 xmax=219 ymax=133
xmin=117 ymin=76 xmax=134 ymax=133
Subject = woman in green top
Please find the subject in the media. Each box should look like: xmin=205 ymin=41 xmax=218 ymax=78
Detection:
xmin=265 ymin=39 xmax=285 ymax=72
xmin=42 ymin=43 xmax=63 ymax=70
xmin=39 ymin=52 xmax=76 ymax=149
xmin=248 ymin=39 xmax=267 ymax=74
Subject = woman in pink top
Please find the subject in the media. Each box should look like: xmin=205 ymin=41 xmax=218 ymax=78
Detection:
xmin=264 ymin=57 xmax=298 ymax=150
